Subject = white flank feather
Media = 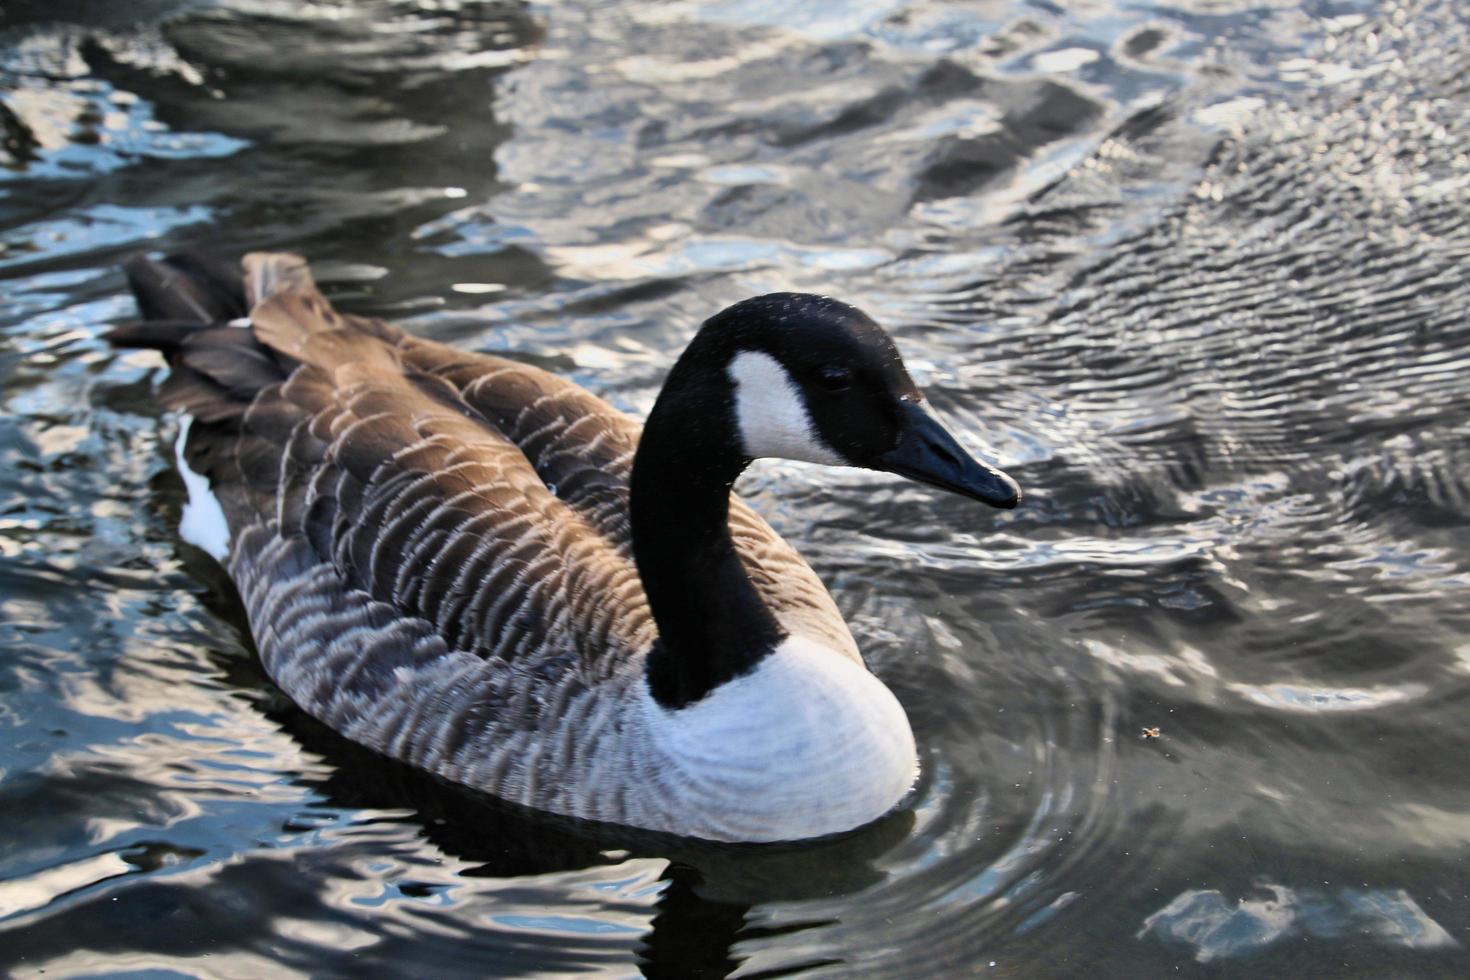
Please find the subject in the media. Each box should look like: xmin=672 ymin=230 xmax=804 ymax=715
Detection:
xmin=174 ymin=416 xmax=230 ymax=561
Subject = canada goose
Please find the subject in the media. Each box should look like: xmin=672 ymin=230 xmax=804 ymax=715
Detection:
xmin=109 ymin=251 xmax=1019 ymax=843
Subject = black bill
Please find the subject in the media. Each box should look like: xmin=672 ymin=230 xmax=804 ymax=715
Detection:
xmin=874 ymin=400 xmax=1021 ymax=509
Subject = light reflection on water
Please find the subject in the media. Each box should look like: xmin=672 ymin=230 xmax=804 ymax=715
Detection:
xmin=2 ymin=0 xmax=1469 ymax=976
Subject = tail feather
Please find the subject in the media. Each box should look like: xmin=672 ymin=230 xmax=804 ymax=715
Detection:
xmin=112 ymin=251 xmax=292 ymax=421
xmin=158 ymin=368 xmax=248 ymax=423
xmin=110 ymin=249 xmax=371 ymax=549
xmin=182 ymin=330 xmax=291 ymax=399
xmin=103 ymin=318 xmax=213 ymax=356
xmin=122 ymin=252 xmax=247 ymax=324
xmin=107 ymin=252 xmax=250 ymax=357
xmin=111 ymin=249 xmax=405 ymax=426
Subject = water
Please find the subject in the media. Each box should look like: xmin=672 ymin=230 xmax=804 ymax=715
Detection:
xmin=2 ymin=0 xmax=1468 ymax=975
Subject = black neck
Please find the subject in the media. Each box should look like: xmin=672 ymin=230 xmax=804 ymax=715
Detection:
xmin=631 ymin=358 xmax=785 ymax=709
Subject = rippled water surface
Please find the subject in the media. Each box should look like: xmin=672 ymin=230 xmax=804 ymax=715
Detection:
xmin=3 ymin=0 xmax=1470 ymax=975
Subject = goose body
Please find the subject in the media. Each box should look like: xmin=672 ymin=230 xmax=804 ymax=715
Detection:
xmin=111 ymin=252 xmax=1018 ymax=843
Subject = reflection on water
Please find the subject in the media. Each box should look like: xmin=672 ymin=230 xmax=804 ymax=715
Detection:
xmin=3 ymin=0 xmax=1469 ymax=975
xmin=1142 ymin=883 xmax=1458 ymax=964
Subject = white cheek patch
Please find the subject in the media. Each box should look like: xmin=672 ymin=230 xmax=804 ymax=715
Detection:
xmin=727 ymin=350 xmax=844 ymax=465
xmin=175 ymin=416 xmax=231 ymax=561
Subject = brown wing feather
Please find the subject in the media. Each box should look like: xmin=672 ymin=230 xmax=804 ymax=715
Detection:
xmin=399 ymin=335 xmax=859 ymax=659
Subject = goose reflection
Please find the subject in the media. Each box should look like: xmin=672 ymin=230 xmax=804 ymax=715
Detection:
xmin=266 ymin=692 xmax=915 ymax=977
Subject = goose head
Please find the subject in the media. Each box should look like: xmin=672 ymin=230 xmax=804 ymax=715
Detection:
xmin=692 ymin=292 xmax=1020 ymax=508
xmin=632 ymin=292 xmax=1019 ymax=708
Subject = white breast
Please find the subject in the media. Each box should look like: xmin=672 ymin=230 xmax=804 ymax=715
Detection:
xmin=636 ymin=635 xmax=918 ymax=842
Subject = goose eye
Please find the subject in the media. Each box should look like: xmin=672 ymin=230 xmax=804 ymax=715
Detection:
xmin=816 ymin=366 xmax=853 ymax=393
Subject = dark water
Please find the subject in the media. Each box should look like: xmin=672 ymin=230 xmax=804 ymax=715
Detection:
xmin=3 ymin=0 xmax=1469 ymax=975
